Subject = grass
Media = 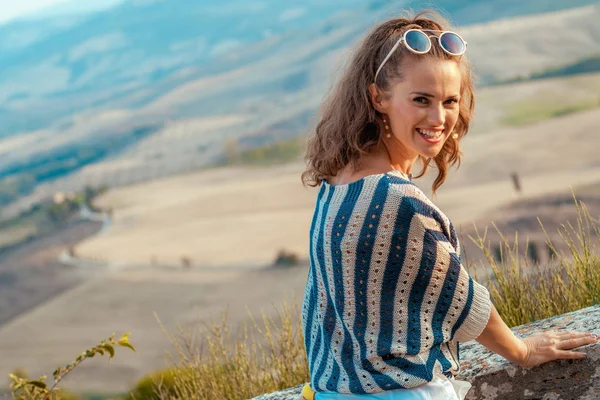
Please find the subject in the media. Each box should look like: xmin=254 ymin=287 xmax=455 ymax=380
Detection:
xmin=148 ymin=300 xmax=308 ymax=400
xmin=6 ymin=197 xmax=600 ymax=399
xmin=134 ymin=196 xmax=599 ymax=399
xmin=468 ymin=195 xmax=600 ymax=327
xmin=216 ymin=136 xmax=306 ymax=167
xmin=500 ymin=96 xmax=600 ymax=127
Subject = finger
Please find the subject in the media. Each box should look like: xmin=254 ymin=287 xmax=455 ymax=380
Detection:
xmin=556 ymin=331 xmax=591 ymax=338
xmin=557 ymin=336 xmax=598 ymax=349
xmin=555 ymin=350 xmax=587 ymax=359
xmin=556 ymin=332 xmax=597 ymax=342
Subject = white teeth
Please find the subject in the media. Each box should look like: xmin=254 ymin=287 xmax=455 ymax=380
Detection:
xmin=417 ymin=128 xmax=444 ymax=138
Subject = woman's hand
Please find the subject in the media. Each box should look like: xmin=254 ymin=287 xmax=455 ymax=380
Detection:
xmin=518 ymin=330 xmax=599 ymax=368
xmin=476 ymin=305 xmax=599 ymax=368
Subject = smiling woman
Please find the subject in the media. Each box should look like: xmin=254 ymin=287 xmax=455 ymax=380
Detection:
xmin=298 ymin=9 xmax=597 ymax=400
xmin=301 ymin=12 xmax=473 ymax=195
xmin=369 ymin=58 xmax=462 ymax=172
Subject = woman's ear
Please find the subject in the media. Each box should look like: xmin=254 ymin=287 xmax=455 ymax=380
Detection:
xmin=369 ymin=83 xmax=386 ymax=113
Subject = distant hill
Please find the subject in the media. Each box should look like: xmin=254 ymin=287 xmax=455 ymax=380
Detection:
xmin=493 ymin=54 xmax=600 ymax=85
xmin=1 ymin=0 xmax=598 ymax=138
xmin=0 ymin=0 xmax=375 ymax=137
xmin=1 ymin=0 xmax=600 ymax=217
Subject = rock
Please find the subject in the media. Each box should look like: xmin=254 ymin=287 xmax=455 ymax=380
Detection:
xmin=252 ymin=384 xmax=303 ymax=400
xmin=253 ymin=305 xmax=600 ymax=399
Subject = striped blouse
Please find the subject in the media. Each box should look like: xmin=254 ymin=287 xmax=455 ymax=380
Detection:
xmin=301 ymin=170 xmax=492 ymax=394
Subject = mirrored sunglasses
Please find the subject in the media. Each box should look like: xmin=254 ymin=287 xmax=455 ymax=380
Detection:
xmin=374 ymin=29 xmax=467 ymax=83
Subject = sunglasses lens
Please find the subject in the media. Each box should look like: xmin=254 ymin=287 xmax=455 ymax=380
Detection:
xmin=404 ymin=30 xmax=431 ymax=53
xmin=439 ymin=32 xmax=465 ymax=55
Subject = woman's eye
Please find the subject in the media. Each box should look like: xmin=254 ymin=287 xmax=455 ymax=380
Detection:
xmin=445 ymin=98 xmax=459 ymax=105
xmin=413 ymin=97 xmax=428 ymax=104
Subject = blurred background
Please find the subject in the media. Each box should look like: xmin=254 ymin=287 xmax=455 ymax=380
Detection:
xmin=1 ymin=0 xmax=600 ymax=397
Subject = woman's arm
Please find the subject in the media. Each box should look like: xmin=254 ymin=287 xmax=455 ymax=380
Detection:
xmin=404 ymin=191 xmax=598 ymax=366
xmin=474 ymin=304 xmax=527 ymax=364
xmin=476 ymin=303 xmax=598 ymax=367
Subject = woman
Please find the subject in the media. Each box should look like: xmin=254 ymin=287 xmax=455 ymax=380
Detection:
xmin=299 ymin=11 xmax=598 ymax=400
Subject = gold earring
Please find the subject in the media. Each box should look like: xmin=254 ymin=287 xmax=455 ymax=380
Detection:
xmin=452 ymin=132 xmax=459 ymax=139
xmin=383 ymin=117 xmax=391 ymax=138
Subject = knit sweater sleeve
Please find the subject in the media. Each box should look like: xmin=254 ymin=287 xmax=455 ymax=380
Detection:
xmin=410 ymin=203 xmax=492 ymax=344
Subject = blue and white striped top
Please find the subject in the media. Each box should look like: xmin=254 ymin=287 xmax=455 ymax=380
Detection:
xmin=301 ymin=170 xmax=492 ymax=394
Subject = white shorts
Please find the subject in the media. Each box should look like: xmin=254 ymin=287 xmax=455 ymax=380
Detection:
xmin=314 ymin=375 xmax=472 ymax=400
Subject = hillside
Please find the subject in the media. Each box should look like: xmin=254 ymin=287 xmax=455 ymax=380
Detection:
xmin=1 ymin=1 xmax=600 ymax=218
xmin=73 ymin=69 xmax=600 ymax=268
xmin=2 ymin=3 xmax=600 ymax=393
xmin=3 ymin=133 xmax=600 ymax=393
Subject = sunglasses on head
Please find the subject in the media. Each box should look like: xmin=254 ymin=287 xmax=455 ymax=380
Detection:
xmin=374 ymin=29 xmax=467 ymax=83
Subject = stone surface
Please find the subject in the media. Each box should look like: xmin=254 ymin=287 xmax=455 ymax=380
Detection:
xmin=253 ymin=384 xmax=304 ymax=400
xmin=460 ymin=304 xmax=600 ymax=400
xmin=253 ymin=305 xmax=600 ymax=399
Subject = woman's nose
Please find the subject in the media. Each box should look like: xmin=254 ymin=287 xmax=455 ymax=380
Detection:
xmin=428 ymin=104 xmax=445 ymax=126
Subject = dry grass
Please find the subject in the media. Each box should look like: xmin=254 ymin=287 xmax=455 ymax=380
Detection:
xmin=468 ymin=195 xmax=600 ymax=327
xmin=3 ymin=198 xmax=599 ymax=399
xmin=152 ymin=299 xmax=308 ymax=400
xmin=137 ymin=197 xmax=600 ymax=399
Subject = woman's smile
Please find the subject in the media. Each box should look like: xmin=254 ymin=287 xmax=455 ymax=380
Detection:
xmin=371 ymin=57 xmax=462 ymax=164
xmin=416 ymin=127 xmax=446 ymax=143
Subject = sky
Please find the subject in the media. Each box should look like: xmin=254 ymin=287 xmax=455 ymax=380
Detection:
xmin=0 ymin=0 xmax=123 ymax=23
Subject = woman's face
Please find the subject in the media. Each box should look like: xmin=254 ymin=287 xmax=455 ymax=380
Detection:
xmin=371 ymin=57 xmax=462 ymax=161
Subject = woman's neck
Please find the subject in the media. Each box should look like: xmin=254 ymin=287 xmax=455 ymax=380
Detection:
xmin=378 ymin=140 xmax=417 ymax=176
xmin=330 ymin=142 xmax=416 ymax=185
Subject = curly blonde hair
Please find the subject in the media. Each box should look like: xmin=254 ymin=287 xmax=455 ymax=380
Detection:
xmin=301 ymin=10 xmax=475 ymax=194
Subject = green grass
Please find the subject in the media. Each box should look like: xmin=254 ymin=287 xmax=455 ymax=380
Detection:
xmin=217 ymin=136 xmax=306 ymax=167
xmin=500 ymin=97 xmax=600 ymax=127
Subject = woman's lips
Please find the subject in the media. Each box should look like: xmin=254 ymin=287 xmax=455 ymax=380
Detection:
xmin=416 ymin=128 xmax=444 ymax=144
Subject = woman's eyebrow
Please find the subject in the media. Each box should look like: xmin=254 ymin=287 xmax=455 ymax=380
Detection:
xmin=410 ymin=91 xmax=460 ymax=99
xmin=410 ymin=91 xmax=434 ymax=97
